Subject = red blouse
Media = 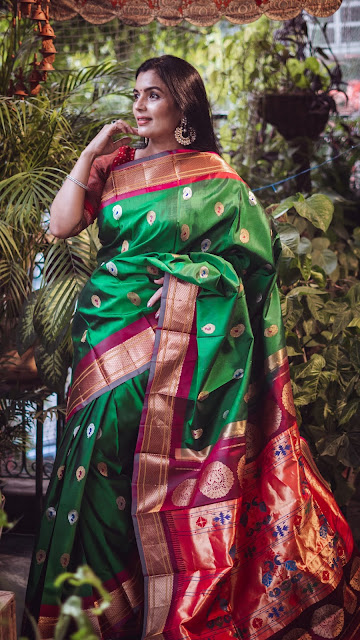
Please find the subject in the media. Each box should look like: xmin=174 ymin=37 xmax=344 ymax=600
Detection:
xmin=83 ymin=146 xmax=135 ymax=228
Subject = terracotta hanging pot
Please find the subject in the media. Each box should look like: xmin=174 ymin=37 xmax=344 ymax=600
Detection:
xmin=29 ymin=66 xmax=43 ymax=95
xmin=13 ymin=81 xmax=28 ymax=97
xmin=19 ymin=0 xmax=36 ymax=18
xmin=40 ymin=22 xmax=55 ymax=37
xmin=41 ymin=53 xmax=55 ymax=63
xmin=38 ymin=59 xmax=54 ymax=71
xmin=31 ymin=3 xmax=47 ymax=21
xmin=29 ymin=82 xmax=42 ymax=95
xmin=40 ymin=39 xmax=57 ymax=54
xmin=28 ymin=68 xmax=42 ymax=83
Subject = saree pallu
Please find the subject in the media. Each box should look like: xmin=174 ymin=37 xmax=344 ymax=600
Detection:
xmin=25 ymin=149 xmax=360 ymax=640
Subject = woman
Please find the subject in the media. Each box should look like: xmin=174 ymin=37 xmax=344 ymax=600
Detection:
xmin=25 ymin=56 xmax=360 ymax=639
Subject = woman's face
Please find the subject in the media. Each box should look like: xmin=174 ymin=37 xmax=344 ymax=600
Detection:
xmin=133 ymin=70 xmax=182 ymax=147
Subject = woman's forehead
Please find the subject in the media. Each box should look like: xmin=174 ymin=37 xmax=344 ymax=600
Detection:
xmin=135 ymin=69 xmax=167 ymax=91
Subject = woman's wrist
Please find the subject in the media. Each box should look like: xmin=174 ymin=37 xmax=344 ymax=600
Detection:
xmin=80 ymin=147 xmax=98 ymax=164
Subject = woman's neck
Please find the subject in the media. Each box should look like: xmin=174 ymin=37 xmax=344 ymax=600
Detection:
xmin=145 ymin=138 xmax=183 ymax=156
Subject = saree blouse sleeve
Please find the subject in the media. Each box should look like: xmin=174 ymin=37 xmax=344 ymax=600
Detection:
xmin=82 ymin=146 xmax=135 ymax=229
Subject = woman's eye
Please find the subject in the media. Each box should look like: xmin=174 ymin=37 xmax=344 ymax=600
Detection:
xmin=133 ymin=94 xmax=139 ymax=101
xmin=150 ymin=92 xmax=159 ymax=99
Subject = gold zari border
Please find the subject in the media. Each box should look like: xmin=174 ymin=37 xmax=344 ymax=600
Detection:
xmin=103 ymin=151 xmax=240 ymax=203
xmin=67 ymin=326 xmax=155 ymax=416
xmin=265 ymin=346 xmax=288 ymax=373
xmin=136 ymin=275 xmax=198 ymax=638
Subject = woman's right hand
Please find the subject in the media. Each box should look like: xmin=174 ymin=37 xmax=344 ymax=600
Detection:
xmin=84 ymin=119 xmax=139 ymax=159
xmin=50 ymin=118 xmax=139 ymax=238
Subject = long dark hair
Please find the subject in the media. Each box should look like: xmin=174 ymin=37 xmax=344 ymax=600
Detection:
xmin=135 ymin=55 xmax=221 ymax=155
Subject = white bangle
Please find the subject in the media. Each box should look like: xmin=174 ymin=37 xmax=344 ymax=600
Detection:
xmin=66 ymin=174 xmax=89 ymax=190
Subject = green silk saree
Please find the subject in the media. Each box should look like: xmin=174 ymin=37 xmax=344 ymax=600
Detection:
xmin=25 ymin=148 xmax=360 ymax=640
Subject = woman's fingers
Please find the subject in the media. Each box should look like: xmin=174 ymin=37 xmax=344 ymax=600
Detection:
xmin=111 ymin=119 xmax=139 ymax=135
xmin=112 ymin=136 xmax=132 ymax=150
xmin=147 ymin=286 xmax=163 ymax=308
xmin=147 ymin=276 xmax=165 ymax=317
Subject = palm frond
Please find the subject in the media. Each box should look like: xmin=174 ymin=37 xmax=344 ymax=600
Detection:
xmin=34 ymin=337 xmax=72 ymax=392
xmin=0 ymin=220 xmax=21 ymax=260
xmin=16 ymin=291 xmax=38 ymax=356
xmin=0 ymin=168 xmax=65 ymax=216
xmin=33 ymin=229 xmax=98 ymax=351
xmin=0 ymin=260 xmax=30 ymax=320
xmin=34 ymin=276 xmax=77 ymax=352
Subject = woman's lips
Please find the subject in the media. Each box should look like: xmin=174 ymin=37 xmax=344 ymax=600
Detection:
xmin=137 ymin=118 xmax=151 ymax=125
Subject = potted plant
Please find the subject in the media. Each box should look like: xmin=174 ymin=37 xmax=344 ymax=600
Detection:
xmin=257 ymin=15 xmax=344 ymax=142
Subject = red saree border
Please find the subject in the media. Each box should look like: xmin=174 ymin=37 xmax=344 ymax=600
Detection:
xmin=37 ymin=558 xmax=144 ymax=638
xmin=132 ymin=273 xmax=199 ymax=639
xmin=66 ymin=314 xmax=157 ymax=421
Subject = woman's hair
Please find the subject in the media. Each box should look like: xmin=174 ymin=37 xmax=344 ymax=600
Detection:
xmin=135 ymin=55 xmax=221 ymax=155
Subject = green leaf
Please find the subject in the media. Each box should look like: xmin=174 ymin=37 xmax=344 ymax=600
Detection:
xmin=292 ymin=354 xmax=327 ymax=402
xmin=325 ymin=345 xmax=340 ymax=371
xmin=299 ymin=253 xmax=312 ymax=281
xmin=270 ymin=197 xmax=297 ymax=217
xmin=70 ymin=629 xmax=99 ymax=640
xmin=307 ymin=294 xmax=326 ymax=322
xmin=311 ymin=237 xmax=331 ymax=251
xmin=346 ymin=283 xmax=360 ymax=309
xmin=304 ymin=56 xmax=321 ymax=73
xmin=54 ymin=615 xmax=72 ymax=640
xmin=297 ymin=237 xmax=312 ymax=255
xmin=34 ymin=341 xmax=71 ymax=392
xmin=310 ymin=266 xmax=326 ymax=288
xmin=350 ymin=340 xmax=360 ymax=367
xmin=0 ymin=220 xmax=21 ymax=260
xmin=338 ymin=398 xmax=360 ymax=426
xmin=277 ymin=222 xmax=300 ymax=252
xmin=285 ymin=331 xmax=303 ymax=356
xmin=332 ymin=310 xmax=353 ymax=336
xmin=293 ymin=194 xmax=334 ymax=232
xmin=16 ymin=292 xmax=38 ymax=356
xmin=34 ymin=277 xmax=76 ymax=352
xmin=287 ymin=286 xmax=327 ymax=299
xmin=312 ymin=248 xmax=338 ymax=275
xmin=348 ymin=317 xmax=360 ymax=329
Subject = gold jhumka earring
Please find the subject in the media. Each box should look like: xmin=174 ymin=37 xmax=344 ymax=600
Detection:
xmin=174 ymin=116 xmax=196 ymax=146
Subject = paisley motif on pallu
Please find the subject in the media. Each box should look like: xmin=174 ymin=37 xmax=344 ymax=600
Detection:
xmin=24 ymin=148 xmax=360 ymax=640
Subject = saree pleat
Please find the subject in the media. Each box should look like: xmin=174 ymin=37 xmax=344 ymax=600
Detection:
xmin=25 ymin=148 xmax=360 ymax=640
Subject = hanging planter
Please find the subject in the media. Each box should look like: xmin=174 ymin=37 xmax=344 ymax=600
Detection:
xmin=258 ymin=92 xmax=332 ymax=141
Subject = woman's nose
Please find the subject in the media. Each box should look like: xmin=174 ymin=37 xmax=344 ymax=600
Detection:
xmin=135 ymin=94 xmax=146 ymax=110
